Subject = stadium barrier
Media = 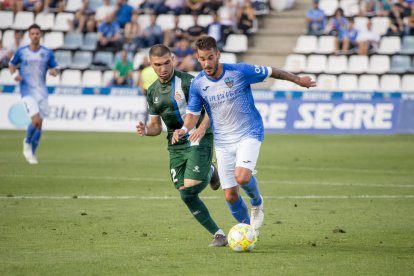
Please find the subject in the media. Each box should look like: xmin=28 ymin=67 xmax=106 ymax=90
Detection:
xmin=0 ymin=86 xmax=413 ymax=134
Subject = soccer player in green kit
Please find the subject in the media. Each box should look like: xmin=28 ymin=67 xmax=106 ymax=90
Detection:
xmin=136 ymin=44 xmax=227 ymax=247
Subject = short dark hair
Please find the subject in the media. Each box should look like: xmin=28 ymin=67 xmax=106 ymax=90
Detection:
xmin=149 ymin=44 xmax=172 ymax=57
xmin=194 ymin=36 xmax=218 ymax=52
xmin=28 ymin=24 xmax=41 ymax=32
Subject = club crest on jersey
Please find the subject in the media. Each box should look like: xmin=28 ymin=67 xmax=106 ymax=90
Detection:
xmin=224 ymin=77 xmax=234 ymax=88
xmin=154 ymin=97 xmax=159 ymax=104
xmin=174 ymin=91 xmax=184 ymax=101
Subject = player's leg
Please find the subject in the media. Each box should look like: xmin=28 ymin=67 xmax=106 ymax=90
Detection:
xmin=216 ymin=145 xmax=250 ymax=224
xmin=182 ymin=146 xmax=227 ymax=246
xmin=22 ymin=96 xmax=43 ymax=164
xmin=234 ymin=138 xmax=264 ymax=231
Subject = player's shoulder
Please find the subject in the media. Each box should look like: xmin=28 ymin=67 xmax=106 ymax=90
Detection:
xmin=147 ymin=79 xmax=159 ymax=95
xmin=39 ymin=45 xmax=54 ymax=54
xmin=15 ymin=45 xmax=30 ymax=54
xmin=223 ymin=62 xmax=251 ymax=71
xmin=174 ymin=70 xmax=195 ymax=82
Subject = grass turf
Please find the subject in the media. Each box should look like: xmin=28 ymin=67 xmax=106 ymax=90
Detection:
xmin=0 ymin=130 xmax=413 ymax=275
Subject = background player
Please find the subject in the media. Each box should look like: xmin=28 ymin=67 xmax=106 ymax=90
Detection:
xmin=136 ymin=44 xmax=227 ymax=247
xmin=9 ymin=24 xmax=58 ymax=164
xmin=172 ymin=36 xmax=316 ymax=234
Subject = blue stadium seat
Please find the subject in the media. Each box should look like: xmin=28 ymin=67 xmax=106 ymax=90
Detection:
xmin=390 ymin=55 xmax=411 ymax=74
xmin=401 ymin=36 xmax=414 ymax=55
xmin=62 ymin=32 xmax=83 ymax=50
xmin=54 ymin=50 xmax=72 ymax=69
xmin=81 ymin=32 xmax=98 ymax=51
xmin=71 ymin=51 xmax=93 ymax=70
xmin=92 ymin=51 xmax=114 ymax=70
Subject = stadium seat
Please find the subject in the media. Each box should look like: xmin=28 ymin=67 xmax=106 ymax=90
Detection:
xmin=319 ymin=0 xmax=339 ymax=17
xmin=354 ymin=17 xmax=368 ymax=32
xmin=43 ymin=32 xmax=64 ymax=49
xmin=377 ymin=36 xmax=401 ymax=54
xmin=371 ymin=17 xmax=389 ymax=36
xmin=54 ymin=50 xmax=72 ymax=69
xmin=133 ymin=51 xmax=147 ymax=69
xmin=271 ymin=79 xmax=296 ymax=90
xmin=138 ymin=14 xmax=150 ymax=30
xmin=102 ymin=70 xmax=114 ymax=87
xmin=401 ymin=36 xmax=414 ymax=55
xmin=89 ymin=0 xmax=101 ymax=11
xmin=53 ymin=13 xmax=74 ymax=31
xmin=198 ymin=14 xmax=213 ymax=27
xmin=270 ymin=0 xmax=294 ymax=11
xmin=304 ymin=55 xmax=327 ymax=74
xmin=132 ymin=71 xmax=139 ymax=86
xmin=46 ymin=73 xmax=60 ymax=86
xmin=337 ymin=74 xmax=358 ymax=91
xmin=316 ymin=74 xmax=338 ymax=91
xmin=340 ymin=0 xmax=360 ymax=17
xmin=178 ymin=14 xmax=194 ymax=30
xmin=220 ymin=52 xmax=237 ymax=64
xmin=2 ymin=30 xmax=15 ymax=49
xmin=390 ymin=55 xmax=411 ymax=74
xmin=0 ymin=11 xmax=13 ymax=29
xmin=293 ymin=36 xmax=317 ymax=54
xmin=82 ymin=70 xmax=103 ymax=87
xmin=65 ymin=0 xmax=83 ymax=12
xmin=13 ymin=11 xmax=35 ymax=30
xmin=401 ymin=75 xmax=414 ymax=92
xmin=81 ymin=32 xmax=98 ymax=51
xmin=61 ymin=70 xmax=81 ymax=86
xmin=156 ymin=14 xmax=174 ymax=30
xmin=367 ymin=55 xmax=390 ymax=74
xmin=325 ymin=55 xmax=348 ymax=74
xmin=71 ymin=51 xmax=93 ymax=70
xmin=35 ymin=12 xmax=55 ymax=31
xmin=128 ymin=0 xmax=145 ymax=9
xmin=358 ymin=74 xmax=379 ymax=92
xmin=22 ymin=31 xmax=31 ymax=46
xmin=315 ymin=36 xmax=336 ymax=54
xmin=347 ymin=55 xmax=368 ymax=74
xmin=0 ymin=68 xmax=18 ymax=85
xmin=284 ymin=54 xmax=306 ymax=73
xmin=379 ymin=75 xmax=401 ymax=92
xmin=62 ymin=32 xmax=83 ymax=50
xmin=222 ymin=34 xmax=248 ymax=53
xmin=92 ymin=51 xmax=114 ymax=70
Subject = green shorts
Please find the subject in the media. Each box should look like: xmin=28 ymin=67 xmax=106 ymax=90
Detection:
xmin=168 ymin=146 xmax=213 ymax=189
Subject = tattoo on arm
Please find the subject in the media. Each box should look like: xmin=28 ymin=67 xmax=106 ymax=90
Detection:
xmin=271 ymin=68 xmax=300 ymax=83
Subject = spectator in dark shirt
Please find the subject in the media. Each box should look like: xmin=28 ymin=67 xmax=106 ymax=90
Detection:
xmin=137 ymin=14 xmax=164 ymax=48
xmin=236 ymin=1 xmax=256 ymax=35
xmin=140 ymin=0 xmax=169 ymax=14
xmin=387 ymin=3 xmax=405 ymax=36
xmin=98 ymin=14 xmax=122 ymax=50
xmin=186 ymin=14 xmax=207 ymax=42
xmin=335 ymin=17 xmax=358 ymax=55
xmin=207 ymin=12 xmax=230 ymax=50
xmin=327 ymin=8 xmax=348 ymax=36
xmin=164 ymin=15 xmax=186 ymax=47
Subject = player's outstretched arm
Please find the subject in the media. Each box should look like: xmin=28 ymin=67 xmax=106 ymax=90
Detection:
xmin=172 ymin=113 xmax=200 ymax=144
xmin=136 ymin=116 xmax=162 ymax=137
xmin=188 ymin=112 xmax=210 ymax=142
xmin=270 ymin=67 xmax=316 ymax=88
xmin=49 ymin=68 xmax=59 ymax=77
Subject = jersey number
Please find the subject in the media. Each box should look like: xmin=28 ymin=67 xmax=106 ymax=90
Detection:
xmin=170 ymin=169 xmax=178 ymax=183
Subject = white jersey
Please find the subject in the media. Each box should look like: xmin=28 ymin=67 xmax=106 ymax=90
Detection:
xmin=187 ymin=63 xmax=271 ymax=148
xmin=9 ymin=45 xmax=58 ymax=101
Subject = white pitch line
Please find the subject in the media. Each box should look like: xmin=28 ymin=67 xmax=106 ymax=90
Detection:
xmin=259 ymin=165 xmax=413 ymax=175
xmin=1 ymin=174 xmax=414 ymax=188
xmin=0 ymin=195 xmax=413 ymax=200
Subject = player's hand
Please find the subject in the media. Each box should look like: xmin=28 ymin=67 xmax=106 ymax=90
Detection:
xmin=171 ymin=129 xmax=185 ymax=144
xmin=188 ymin=128 xmax=205 ymax=143
xmin=14 ymin=74 xmax=22 ymax=81
xmin=49 ymin=69 xmax=58 ymax=77
xmin=136 ymin=121 xmax=146 ymax=137
xmin=296 ymin=76 xmax=316 ymax=88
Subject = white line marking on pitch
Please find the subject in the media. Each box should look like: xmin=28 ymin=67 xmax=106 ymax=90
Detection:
xmin=0 ymin=195 xmax=413 ymax=200
xmin=259 ymin=165 xmax=413 ymax=175
xmin=1 ymin=174 xmax=413 ymax=188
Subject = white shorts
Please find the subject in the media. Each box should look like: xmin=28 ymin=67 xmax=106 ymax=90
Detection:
xmin=22 ymin=96 xmax=49 ymax=119
xmin=215 ymin=138 xmax=262 ymax=190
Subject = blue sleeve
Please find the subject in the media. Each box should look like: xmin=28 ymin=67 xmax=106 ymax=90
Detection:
xmin=187 ymin=81 xmax=203 ymax=115
xmin=9 ymin=48 xmax=22 ymax=66
xmin=237 ymin=63 xmax=270 ymax=85
xmin=48 ymin=50 xmax=58 ymax=69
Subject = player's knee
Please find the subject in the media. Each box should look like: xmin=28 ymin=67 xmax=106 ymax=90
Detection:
xmin=235 ymin=174 xmax=250 ymax=185
xmin=32 ymin=117 xmax=42 ymax=129
xmin=224 ymin=189 xmax=239 ymax=204
xmin=179 ymin=187 xmax=198 ymax=203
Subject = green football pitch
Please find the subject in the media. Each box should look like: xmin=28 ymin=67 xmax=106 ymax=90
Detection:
xmin=1 ymin=130 xmax=413 ymax=275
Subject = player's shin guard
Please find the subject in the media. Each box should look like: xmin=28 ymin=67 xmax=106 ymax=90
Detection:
xmin=241 ymin=176 xmax=262 ymax=206
xmin=179 ymin=186 xmax=220 ymax=235
xmin=25 ymin=123 xmax=37 ymax=144
xmin=227 ymin=195 xmax=250 ymax=224
xmin=31 ymin=129 xmax=42 ymax=154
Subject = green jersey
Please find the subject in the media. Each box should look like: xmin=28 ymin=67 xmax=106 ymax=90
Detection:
xmin=147 ymin=70 xmax=213 ymax=149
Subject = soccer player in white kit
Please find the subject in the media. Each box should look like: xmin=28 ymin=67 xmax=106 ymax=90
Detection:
xmin=9 ymin=24 xmax=58 ymax=164
xmin=172 ymin=36 xmax=316 ymax=233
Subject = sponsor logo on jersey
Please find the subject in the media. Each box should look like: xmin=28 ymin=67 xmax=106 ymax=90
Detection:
xmin=174 ymin=91 xmax=184 ymax=101
xmin=224 ymin=77 xmax=234 ymax=88
xmin=202 ymin=86 xmax=209 ymax=91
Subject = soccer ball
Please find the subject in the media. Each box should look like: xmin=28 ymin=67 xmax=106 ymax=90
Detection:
xmin=227 ymin=223 xmax=257 ymax=252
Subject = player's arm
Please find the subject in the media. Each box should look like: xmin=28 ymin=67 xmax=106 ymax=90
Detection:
xmin=136 ymin=116 xmax=162 ymax=137
xmin=188 ymin=112 xmax=210 ymax=142
xmin=270 ymin=67 xmax=316 ymax=88
xmin=172 ymin=113 xmax=200 ymax=144
xmin=48 ymin=51 xmax=59 ymax=77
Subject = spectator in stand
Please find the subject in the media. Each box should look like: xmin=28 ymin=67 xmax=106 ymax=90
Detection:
xmin=326 ymin=8 xmax=348 ymax=37
xmin=203 ymin=0 xmax=223 ymax=13
xmin=113 ymin=50 xmax=134 ymax=86
xmin=165 ymin=0 xmax=189 ymax=15
xmin=334 ymin=17 xmax=358 ymax=55
xmin=0 ymin=39 xmax=9 ymax=69
xmin=140 ymin=0 xmax=169 ymax=14
xmin=186 ymin=0 xmax=206 ymax=14
xmin=236 ymin=1 xmax=256 ymax=35
xmin=186 ymin=14 xmax=207 ymax=42
xmin=398 ymin=0 xmax=412 ymax=16
xmin=138 ymin=14 xmax=164 ymax=48
xmin=114 ymin=0 xmax=134 ymax=28
xmin=173 ymin=38 xmax=197 ymax=71
xmin=407 ymin=4 xmax=414 ymax=35
xmin=123 ymin=12 xmax=141 ymax=53
xmin=22 ymin=0 xmax=42 ymax=14
xmin=387 ymin=3 xmax=406 ymax=36
xmin=98 ymin=14 xmax=122 ymax=50
xmin=164 ymin=15 xmax=186 ymax=47
xmin=218 ymin=0 xmax=237 ymax=29
xmin=306 ymin=0 xmax=326 ymax=35
xmin=207 ymin=12 xmax=229 ymax=50
xmin=68 ymin=0 xmax=95 ymax=33
xmin=95 ymin=0 xmax=115 ymax=25
xmin=42 ymin=0 xmax=65 ymax=12
xmin=356 ymin=19 xmax=380 ymax=55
